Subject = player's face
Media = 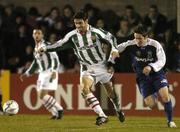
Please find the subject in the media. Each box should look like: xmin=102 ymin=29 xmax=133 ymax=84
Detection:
xmin=134 ymin=33 xmax=148 ymax=46
xmin=32 ymin=30 xmax=43 ymax=43
xmin=74 ymin=19 xmax=88 ymax=33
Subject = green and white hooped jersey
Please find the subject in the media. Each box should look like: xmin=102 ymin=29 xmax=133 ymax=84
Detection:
xmin=25 ymin=40 xmax=60 ymax=76
xmin=46 ymin=25 xmax=117 ymax=70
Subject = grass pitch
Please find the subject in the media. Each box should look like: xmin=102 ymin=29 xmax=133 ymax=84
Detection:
xmin=0 ymin=115 xmax=180 ymax=132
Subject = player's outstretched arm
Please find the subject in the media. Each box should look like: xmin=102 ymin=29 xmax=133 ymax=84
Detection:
xmin=20 ymin=60 xmax=38 ymax=82
xmin=44 ymin=31 xmax=74 ymax=52
xmin=148 ymin=42 xmax=166 ymax=72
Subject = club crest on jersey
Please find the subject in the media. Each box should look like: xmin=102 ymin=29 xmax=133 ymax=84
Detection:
xmin=147 ymin=51 xmax=153 ymax=59
xmin=136 ymin=51 xmax=141 ymax=57
xmin=91 ymin=35 xmax=96 ymax=42
xmin=79 ymin=44 xmax=97 ymax=50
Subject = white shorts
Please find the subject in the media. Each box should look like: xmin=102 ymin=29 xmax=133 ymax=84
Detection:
xmin=37 ymin=70 xmax=58 ymax=91
xmin=80 ymin=63 xmax=113 ymax=84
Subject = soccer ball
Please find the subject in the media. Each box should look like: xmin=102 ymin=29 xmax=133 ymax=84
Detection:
xmin=3 ymin=100 xmax=19 ymax=115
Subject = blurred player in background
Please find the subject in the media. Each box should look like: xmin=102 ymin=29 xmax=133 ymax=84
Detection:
xmin=38 ymin=10 xmax=125 ymax=125
xmin=113 ymin=25 xmax=176 ymax=128
xmin=20 ymin=29 xmax=63 ymax=120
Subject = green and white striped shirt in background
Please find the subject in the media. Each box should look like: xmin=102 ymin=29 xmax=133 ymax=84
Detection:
xmin=25 ymin=40 xmax=60 ymax=76
xmin=45 ymin=25 xmax=118 ymax=70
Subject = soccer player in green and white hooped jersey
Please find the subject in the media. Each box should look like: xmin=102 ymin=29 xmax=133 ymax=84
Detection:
xmin=39 ymin=10 xmax=125 ymax=125
xmin=20 ymin=29 xmax=64 ymax=120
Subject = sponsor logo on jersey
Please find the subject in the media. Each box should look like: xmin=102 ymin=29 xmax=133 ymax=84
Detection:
xmin=147 ymin=51 xmax=153 ymax=59
xmin=136 ymin=51 xmax=141 ymax=57
xmin=79 ymin=44 xmax=97 ymax=51
xmin=135 ymin=57 xmax=154 ymax=62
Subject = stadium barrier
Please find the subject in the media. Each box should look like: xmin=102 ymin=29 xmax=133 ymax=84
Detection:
xmin=5 ymin=73 xmax=180 ymax=116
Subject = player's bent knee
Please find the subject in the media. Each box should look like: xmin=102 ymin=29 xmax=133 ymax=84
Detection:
xmin=161 ymin=96 xmax=170 ymax=103
xmin=145 ymin=101 xmax=156 ymax=108
xmin=144 ymin=97 xmax=157 ymax=108
xmin=146 ymin=102 xmax=156 ymax=108
xmin=39 ymin=90 xmax=48 ymax=99
xmin=103 ymin=83 xmax=114 ymax=98
xmin=39 ymin=94 xmax=45 ymax=99
xmin=82 ymin=87 xmax=91 ymax=95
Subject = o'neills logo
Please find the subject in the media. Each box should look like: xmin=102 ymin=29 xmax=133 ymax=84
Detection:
xmin=22 ymin=83 xmax=176 ymax=111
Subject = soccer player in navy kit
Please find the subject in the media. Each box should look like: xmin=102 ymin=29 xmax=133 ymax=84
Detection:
xmin=114 ymin=25 xmax=176 ymax=128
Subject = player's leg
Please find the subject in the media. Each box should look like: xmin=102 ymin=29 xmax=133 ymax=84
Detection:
xmin=38 ymin=90 xmax=57 ymax=117
xmin=98 ymin=65 xmax=125 ymax=123
xmin=39 ymin=90 xmax=63 ymax=119
xmin=137 ymin=77 xmax=157 ymax=108
xmin=158 ymin=86 xmax=176 ymax=128
xmin=102 ymin=81 xmax=125 ymax=122
xmin=81 ymin=76 xmax=108 ymax=125
xmin=144 ymin=94 xmax=157 ymax=108
xmin=38 ymin=71 xmax=63 ymax=119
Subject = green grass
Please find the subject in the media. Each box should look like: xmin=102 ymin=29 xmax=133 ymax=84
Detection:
xmin=0 ymin=115 xmax=180 ymax=132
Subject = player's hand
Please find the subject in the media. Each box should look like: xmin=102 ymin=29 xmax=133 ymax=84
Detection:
xmin=107 ymin=66 xmax=114 ymax=74
xmin=143 ymin=66 xmax=152 ymax=76
xmin=19 ymin=74 xmax=26 ymax=82
xmin=111 ymin=51 xmax=120 ymax=59
xmin=106 ymin=62 xmax=114 ymax=74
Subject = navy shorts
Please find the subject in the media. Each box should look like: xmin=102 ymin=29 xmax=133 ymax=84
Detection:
xmin=136 ymin=73 xmax=168 ymax=98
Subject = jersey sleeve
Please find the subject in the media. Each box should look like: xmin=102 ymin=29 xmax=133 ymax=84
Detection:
xmin=106 ymin=33 xmax=119 ymax=63
xmin=95 ymin=29 xmax=119 ymax=63
xmin=117 ymin=40 xmax=133 ymax=53
xmin=148 ymin=42 xmax=166 ymax=72
xmin=25 ymin=60 xmax=38 ymax=76
xmin=50 ymin=52 xmax=60 ymax=72
xmin=46 ymin=32 xmax=74 ymax=52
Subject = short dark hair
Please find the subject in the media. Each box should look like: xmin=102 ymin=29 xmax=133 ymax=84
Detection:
xmin=150 ymin=4 xmax=158 ymax=11
xmin=134 ymin=25 xmax=150 ymax=37
xmin=125 ymin=5 xmax=134 ymax=10
xmin=33 ymin=27 xmax=42 ymax=31
xmin=73 ymin=10 xmax=88 ymax=20
xmin=33 ymin=27 xmax=44 ymax=34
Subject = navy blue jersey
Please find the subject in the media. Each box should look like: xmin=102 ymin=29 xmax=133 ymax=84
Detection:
xmin=117 ymin=38 xmax=166 ymax=78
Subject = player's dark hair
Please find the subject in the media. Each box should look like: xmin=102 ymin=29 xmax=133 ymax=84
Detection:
xmin=134 ymin=25 xmax=150 ymax=37
xmin=73 ymin=10 xmax=88 ymax=20
xmin=125 ymin=5 xmax=134 ymax=10
xmin=33 ymin=27 xmax=45 ymax=35
xmin=33 ymin=27 xmax=42 ymax=31
xmin=150 ymin=4 xmax=158 ymax=12
xmin=33 ymin=27 xmax=42 ymax=30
